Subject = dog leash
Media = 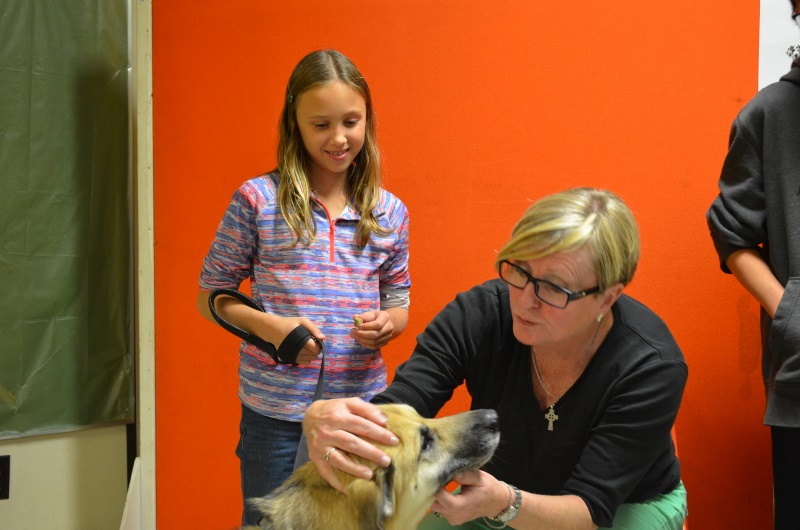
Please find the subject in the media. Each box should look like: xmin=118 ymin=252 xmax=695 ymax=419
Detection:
xmin=208 ymin=288 xmax=325 ymax=401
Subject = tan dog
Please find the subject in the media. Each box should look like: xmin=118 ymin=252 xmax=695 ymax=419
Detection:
xmin=247 ymin=403 xmax=500 ymax=530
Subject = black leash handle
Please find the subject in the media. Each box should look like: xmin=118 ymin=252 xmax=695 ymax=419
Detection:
xmin=208 ymin=288 xmax=279 ymax=361
xmin=207 ymin=288 xmax=325 ymax=400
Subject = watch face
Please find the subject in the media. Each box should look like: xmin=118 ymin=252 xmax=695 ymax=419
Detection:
xmin=498 ymin=506 xmax=519 ymax=522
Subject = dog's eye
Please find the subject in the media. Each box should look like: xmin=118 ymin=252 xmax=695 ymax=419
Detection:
xmin=420 ymin=426 xmax=434 ymax=453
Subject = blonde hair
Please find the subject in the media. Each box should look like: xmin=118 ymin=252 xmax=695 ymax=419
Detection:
xmin=277 ymin=50 xmax=391 ymax=247
xmin=496 ymin=188 xmax=640 ymax=290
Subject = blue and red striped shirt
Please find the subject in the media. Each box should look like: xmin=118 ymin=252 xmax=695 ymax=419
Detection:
xmin=199 ymin=172 xmax=410 ymax=421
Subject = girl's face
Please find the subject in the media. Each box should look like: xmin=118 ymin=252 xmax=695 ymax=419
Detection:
xmin=507 ymin=248 xmax=617 ymax=351
xmin=295 ymin=81 xmax=367 ymax=182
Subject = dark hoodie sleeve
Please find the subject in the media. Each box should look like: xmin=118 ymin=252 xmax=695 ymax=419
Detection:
xmin=707 ymin=59 xmax=800 ymax=274
xmin=706 ymin=100 xmax=768 ymax=273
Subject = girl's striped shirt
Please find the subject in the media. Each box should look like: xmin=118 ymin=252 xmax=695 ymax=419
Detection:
xmin=199 ymin=172 xmax=410 ymax=421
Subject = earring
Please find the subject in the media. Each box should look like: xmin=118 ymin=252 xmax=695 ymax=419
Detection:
xmin=597 ymin=313 xmax=604 ymax=323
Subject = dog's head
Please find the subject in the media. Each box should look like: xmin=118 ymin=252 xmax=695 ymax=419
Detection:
xmin=343 ymin=404 xmax=500 ymax=530
xmin=249 ymin=404 xmax=500 ymax=530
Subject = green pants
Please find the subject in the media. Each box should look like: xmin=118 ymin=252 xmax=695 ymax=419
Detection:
xmin=418 ymin=481 xmax=687 ymax=530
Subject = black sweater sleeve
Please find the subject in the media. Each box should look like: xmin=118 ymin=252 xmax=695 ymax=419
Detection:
xmin=372 ymin=281 xmax=509 ymax=418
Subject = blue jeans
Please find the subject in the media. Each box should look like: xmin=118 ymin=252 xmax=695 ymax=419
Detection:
xmin=236 ymin=404 xmax=302 ymax=526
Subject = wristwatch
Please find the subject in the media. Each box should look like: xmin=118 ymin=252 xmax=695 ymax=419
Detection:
xmin=492 ymin=483 xmax=522 ymax=524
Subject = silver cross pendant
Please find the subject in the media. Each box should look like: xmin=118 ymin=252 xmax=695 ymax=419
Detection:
xmin=545 ymin=404 xmax=559 ymax=431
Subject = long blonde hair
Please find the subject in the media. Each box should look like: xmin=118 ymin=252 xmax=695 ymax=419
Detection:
xmin=496 ymin=188 xmax=640 ymax=291
xmin=277 ymin=50 xmax=392 ymax=247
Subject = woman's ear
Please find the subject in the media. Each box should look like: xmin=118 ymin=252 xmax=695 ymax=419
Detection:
xmin=600 ymin=282 xmax=625 ymax=314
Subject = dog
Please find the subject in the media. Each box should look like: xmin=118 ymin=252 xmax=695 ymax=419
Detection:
xmin=246 ymin=403 xmax=500 ymax=530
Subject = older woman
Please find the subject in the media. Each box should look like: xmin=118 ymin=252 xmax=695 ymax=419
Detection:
xmin=303 ymin=188 xmax=688 ymax=529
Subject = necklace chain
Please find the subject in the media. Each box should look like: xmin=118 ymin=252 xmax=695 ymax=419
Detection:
xmin=531 ymin=317 xmax=604 ymax=407
xmin=531 ymin=352 xmax=560 ymax=404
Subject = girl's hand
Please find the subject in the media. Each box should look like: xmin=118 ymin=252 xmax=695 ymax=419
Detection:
xmin=429 ymin=470 xmax=510 ymax=526
xmin=302 ymin=398 xmax=398 ymax=493
xmin=253 ymin=314 xmax=324 ymax=365
xmin=275 ymin=316 xmax=325 ymax=364
xmin=349 ymin=310 xmax=394 ymax=349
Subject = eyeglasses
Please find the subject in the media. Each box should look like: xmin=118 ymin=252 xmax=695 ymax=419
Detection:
xmin=498 ymin=260 xmax=600 ymax=309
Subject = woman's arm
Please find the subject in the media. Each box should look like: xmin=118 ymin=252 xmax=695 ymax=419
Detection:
xmin=725 ymin=248 xmax=784 ymax=318
xmin=304 ymin=283 xmax=498 ymax=488
xmin=431 ymin=470 xmax=597 ymax=530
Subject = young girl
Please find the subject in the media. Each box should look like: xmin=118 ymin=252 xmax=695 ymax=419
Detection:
xmin=196 ymin=50 xmax=411 ymax=526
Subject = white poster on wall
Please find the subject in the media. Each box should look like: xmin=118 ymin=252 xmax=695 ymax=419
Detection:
xmin=760 ymin=0 xmax=799 ymax=88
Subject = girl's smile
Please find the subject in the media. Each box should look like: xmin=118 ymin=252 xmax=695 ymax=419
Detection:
xmin=326 ymin=149 xmax=350 ymax=160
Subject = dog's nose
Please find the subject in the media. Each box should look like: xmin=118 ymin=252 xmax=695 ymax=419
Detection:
xmin=475 ymin=409 xmax=499 ymax=432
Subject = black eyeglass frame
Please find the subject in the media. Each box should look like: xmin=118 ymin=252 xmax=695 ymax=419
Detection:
xmin=498 ymin=260 xmax=601 ymax=309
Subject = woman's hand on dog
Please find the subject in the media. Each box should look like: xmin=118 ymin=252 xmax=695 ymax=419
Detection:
xmin=430 ymin=470 xmax=510 ymax=526
xmin=303 ymin=398 xmax=399 ymax=493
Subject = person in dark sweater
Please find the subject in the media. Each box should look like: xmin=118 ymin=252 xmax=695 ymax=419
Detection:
xmin=706 ymin=3 xmax=800 ymax=528
xmin=303 ymin=188 xmax=687 ymax=529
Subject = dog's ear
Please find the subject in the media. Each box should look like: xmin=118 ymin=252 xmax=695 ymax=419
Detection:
xmin=375 ymin=462 xmax=396 ymax=521
xmin=346 ymin=462 xmax=396 ymax=530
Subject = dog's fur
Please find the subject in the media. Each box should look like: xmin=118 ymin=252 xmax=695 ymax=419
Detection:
xmin=246 ymin=404 xmax=500 ymax=530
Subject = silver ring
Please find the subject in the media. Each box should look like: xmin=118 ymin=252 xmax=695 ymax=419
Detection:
xmin=323 ymin=447 xmax=337 ymax=463
xmin=434 ymin=512 xmax=442 ymax=517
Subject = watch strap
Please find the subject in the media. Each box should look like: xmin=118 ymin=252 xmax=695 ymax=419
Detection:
xmin=492 ymin=482 xmax=522 ymax=524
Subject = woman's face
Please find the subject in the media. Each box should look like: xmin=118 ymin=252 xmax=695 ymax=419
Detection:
xmin=507 ymin=248 xmax=613 ymax=350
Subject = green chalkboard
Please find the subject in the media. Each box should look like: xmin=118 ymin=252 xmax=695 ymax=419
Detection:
xmin=0 ymin=0 xmax=133 ymax=437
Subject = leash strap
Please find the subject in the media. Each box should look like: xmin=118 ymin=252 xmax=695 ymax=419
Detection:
xmin=208 ymin=288 xmax=325 ymax=400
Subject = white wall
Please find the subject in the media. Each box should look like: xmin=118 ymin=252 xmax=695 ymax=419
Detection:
xmin=0 ymin=425 xmax=128 ymax=530
xmin=760 ymin=0 xmax=798 ymax=87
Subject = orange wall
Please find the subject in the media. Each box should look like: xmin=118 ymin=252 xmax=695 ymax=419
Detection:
xmin=153 ymin=2 xmax=769 ymax=528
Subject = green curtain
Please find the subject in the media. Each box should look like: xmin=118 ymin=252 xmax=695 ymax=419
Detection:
xmin=0 ymin=0 xmax=132 ymax=437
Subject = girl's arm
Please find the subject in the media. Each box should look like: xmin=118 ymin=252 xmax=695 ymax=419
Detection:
xmin=725 ymin=248 xmax=784 ymax=318
xmin=196 ymin=289 xmax=324 ymax=363
xmin=385 ymin=306 xmax=409 ymax=338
